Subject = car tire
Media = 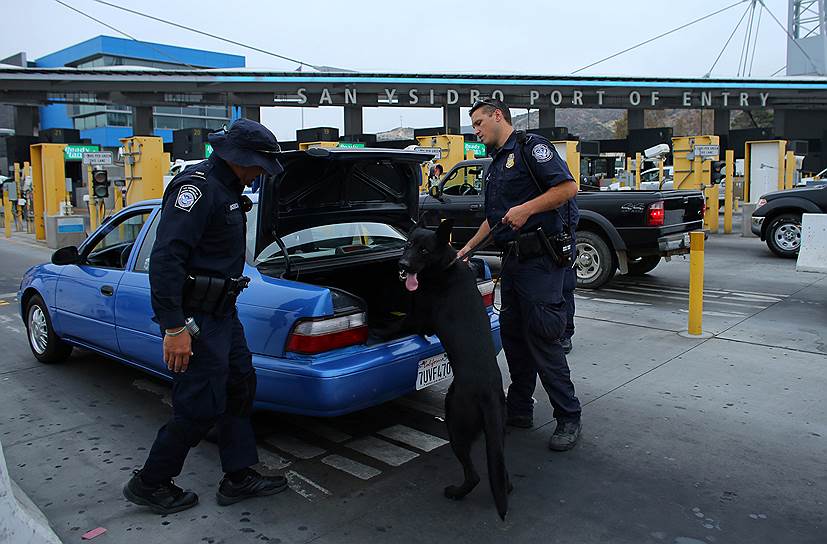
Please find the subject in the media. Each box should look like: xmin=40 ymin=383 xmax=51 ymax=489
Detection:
xmin=627 ymin=255 xmax=661 ymax=276
xmin=575 ymin=230 xmax=616 ymax=289
xmin=766 ymin=213 xmax=802 ymax=258
xmin=25 ymin=294 xmax=72 ymax=364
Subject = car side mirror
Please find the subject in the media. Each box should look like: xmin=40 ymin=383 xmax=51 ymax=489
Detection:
xmin=51 ymin=246 xmax=81 ymax=266
xmin=428 ymin=185 xmax=443 ymax=200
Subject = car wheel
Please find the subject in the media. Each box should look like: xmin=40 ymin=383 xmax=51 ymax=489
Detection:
xmin=766 ymin=213 xmax=802 ymax=258
xmin=575 ymin=231 xmax=616 ymax=289
xmin=26 ymin=294 xmax=72 ymax=364
xmin=627 ymin=255 xmax=661 ymax=276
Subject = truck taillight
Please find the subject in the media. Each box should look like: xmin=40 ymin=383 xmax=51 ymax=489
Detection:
xmin=646 ymin=200 xmax=665 ymax=226
xmin=478 ymin=280 xmax=495 ymax=307
xmin=286 ymin=313 xmax=368 ymax=354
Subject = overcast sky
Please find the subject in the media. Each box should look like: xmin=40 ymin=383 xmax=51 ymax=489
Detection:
xmin=2 ymin=0 xmax=793 ymax=140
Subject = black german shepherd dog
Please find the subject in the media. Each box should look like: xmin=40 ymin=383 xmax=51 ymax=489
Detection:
xmin=398 ymin=219 xmax=510 ymax=520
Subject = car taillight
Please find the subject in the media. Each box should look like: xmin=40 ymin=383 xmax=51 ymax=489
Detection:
xmin=478 ymin=279 xmax=495 ymax=307
xmin=286 ymin=312 xmax=368 ymax=354
xmin=646 ymin=200 xmax=665 ymax=226
xmin=756 ymin=198 xmax=767 ymax=209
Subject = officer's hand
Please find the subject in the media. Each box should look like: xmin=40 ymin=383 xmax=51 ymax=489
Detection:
xmin=457 ymin=245 xmax=472 ymax=261
xmin=502 ymin=204 xmax=532 ymax=231
xmin=163 ymin=331 xmax=192 ymax=373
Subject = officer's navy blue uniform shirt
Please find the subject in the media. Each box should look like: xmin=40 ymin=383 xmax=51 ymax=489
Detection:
xmin=484 ymin=131 xmax=577 ymax=244
xmin=150 ymin=155 xmax=247 ymax=330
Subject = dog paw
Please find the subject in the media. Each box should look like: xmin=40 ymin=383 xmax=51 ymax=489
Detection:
xmin=443 ymin=485 xmax=465 ymax=500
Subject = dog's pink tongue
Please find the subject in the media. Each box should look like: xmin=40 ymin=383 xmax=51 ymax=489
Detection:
xmin=405 ymin=272 xmax=419 ymax=292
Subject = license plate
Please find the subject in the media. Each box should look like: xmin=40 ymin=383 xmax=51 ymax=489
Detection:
xmin=416 ymin=353 xmax=452 ymax=390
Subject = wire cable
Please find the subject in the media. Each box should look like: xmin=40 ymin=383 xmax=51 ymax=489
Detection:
xmin=52 ymin=0 xmax=197 ymax=69
xmin=706 ymin=1 xmax=753 ymax=76
xmin=770 ymin=65 xmax=787 ymax=76
xmin=90 ymin=0 xmax=322 ymax=70
xmin=737 ymin=1 xmax=756 ymax=77
xmin=572 ymin=0 xmax=749 ymax=74
xmin=748 ymin=3 xmax=763 ymax=76
xmin=758 ymin=0 xmax=821 ymax=74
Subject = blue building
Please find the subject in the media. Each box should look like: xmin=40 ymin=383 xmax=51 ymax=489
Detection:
xmin=36 ymin=36 xmax=245 ymax=147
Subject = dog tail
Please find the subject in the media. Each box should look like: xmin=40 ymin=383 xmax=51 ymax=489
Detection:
xmin=481 ymin=396 xmax=509 ymax=521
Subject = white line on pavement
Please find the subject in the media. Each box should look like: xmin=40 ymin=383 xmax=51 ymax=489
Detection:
xmin=285 ymin=470 xmax=331 ymax=502
xmin=346 ymin=436 xmax=420 ymax=467
xmin=377 ymin=425 xmax=448 ymax=452
xmin=264 ymin=434 xmax=327 ymax=460
xmin=322 ymin=454 xmax=382 ymax=480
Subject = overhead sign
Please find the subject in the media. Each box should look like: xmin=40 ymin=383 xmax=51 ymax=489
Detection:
xmin=64 ymin=144 xmax=100 ymax=161
xmin=205 ymin=143 xmax=213 ymax=158
xmin=338 ymin=142 xmax=365 ymax=148
xmin=694 ymin=145 xmax=720 ymax=158
xmin=82 ymin=151 xmax=113 ymax=165
xmin=413 ymin=146 xmax=442 ymax=159
xmin=464 ymin=142 xmax=486 ymax=157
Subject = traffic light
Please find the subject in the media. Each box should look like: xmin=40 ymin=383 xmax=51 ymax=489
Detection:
xmin=710 ymin=160 xmax=725 ymax=185
xmin=92 ymin=168 xmax=109 ymax=198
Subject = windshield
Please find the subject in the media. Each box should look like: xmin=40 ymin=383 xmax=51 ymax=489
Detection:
xmin=255 ymin=221 xmax=407 ymax=265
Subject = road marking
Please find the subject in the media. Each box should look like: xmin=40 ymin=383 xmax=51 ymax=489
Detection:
xmin=347 ymin=436 xmax=420 ymax=467
xmin=0 ymin=292 xmax=17 ymax=300
xmin=322 ymin=454 xmax=382 ymax=480
xmin=257 ymin=448 xmax=292 ymax=471
xmin=678 ymin=308 xmax=747 ymax=318
xmin=377 ymin=425 xmax=448 ymax=452
xmin=263 ymin=434 xmax=326 ymax=460
xmin=600 ymin=288 xmax=766 ymax=309
xmin=132 ymin=379 xmax=172 ymax=407
xmin=612 ymin=283 xmax=720 ymax=298
xmin=0 ymin=300 xmax=9 ymax=306
xmin=285 ymin=470 xmax=331 ymax=502
xmin=722 ymin=293 xmax=782 ymax=303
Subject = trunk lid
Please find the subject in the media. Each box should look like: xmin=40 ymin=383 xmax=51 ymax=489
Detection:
xmin=255 ymin=148 xmax=431 ymax=260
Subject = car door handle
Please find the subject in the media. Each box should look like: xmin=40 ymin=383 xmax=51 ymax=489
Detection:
xmin=100 ymin=285 xmax=114 ymax=296
xmin=470 ymin=204 xmax=481 ymax=210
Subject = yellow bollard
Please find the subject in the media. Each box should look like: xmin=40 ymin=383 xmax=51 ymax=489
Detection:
xmin=724 ymin=150 xmax=734 ymax=234
xmin=686 ymin=231 xmax=707 ymax=337
xmin=635 ymin=152 xmax=642 ymax=190
xmin=3 ymin=184 xmax=11 ymax=238
xmin=784 ymin=151 xmax=795 ymax=190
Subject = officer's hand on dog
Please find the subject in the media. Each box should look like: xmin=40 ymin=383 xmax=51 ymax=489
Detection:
xmin=502 ymin=204 xmax=531 ymax=231
xmin=457 ymin=245 xmax=471 ymax=261
xmin=163 ymin=330 xmax=193 ymax=373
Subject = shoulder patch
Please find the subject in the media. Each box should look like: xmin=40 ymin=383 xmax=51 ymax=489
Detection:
xmin=174 ymin=184 xmax=203 ymax=212
xmin=532 ymin=144 xmax=553 ymax=163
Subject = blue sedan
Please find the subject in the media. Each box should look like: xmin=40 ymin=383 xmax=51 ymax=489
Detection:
xmin=18 ymin=149 xmax=501 ymax=416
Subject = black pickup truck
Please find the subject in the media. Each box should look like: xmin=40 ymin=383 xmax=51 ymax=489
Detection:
xmin=420 ymin=158 xmax=706 ymax=289
xmin=751 ymin=183 xmax=827 ymax=258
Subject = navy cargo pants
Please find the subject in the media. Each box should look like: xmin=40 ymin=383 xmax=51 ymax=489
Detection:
xmin=141 ymin=310 xmax=259 ymax=483
xmin=499 ymin=252 xmax=581 ymax=423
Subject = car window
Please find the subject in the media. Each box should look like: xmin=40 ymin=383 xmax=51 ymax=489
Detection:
xmin=442 ymin=165 xmax=485 ymax=196
xmin=256 ymin=222 xmax=406 ymax=264
xmin=85 ymin=210 xmax=152 ymax=269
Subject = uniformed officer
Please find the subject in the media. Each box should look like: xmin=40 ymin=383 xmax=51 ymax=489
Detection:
xmin=459 ymin=98 xmax=582 ymax=451
xmin=124 ymin=119 xmax=287 ymax=514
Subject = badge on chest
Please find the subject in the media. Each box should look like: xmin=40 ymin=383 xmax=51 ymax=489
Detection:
xmin=505 ymin=153 xmax=515 ymax=169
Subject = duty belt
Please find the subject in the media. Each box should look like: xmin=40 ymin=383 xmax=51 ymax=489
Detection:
xmin=183 ymin=274 xmax=251 ymax=315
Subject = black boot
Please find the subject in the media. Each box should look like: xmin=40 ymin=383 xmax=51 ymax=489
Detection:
xmin=548 ymin=420 xmax=582 ymax=451
xmin=216 ymin=468 xmax=288 ymax=506
xmin=123 ymin=470 xmax=198 ymax=514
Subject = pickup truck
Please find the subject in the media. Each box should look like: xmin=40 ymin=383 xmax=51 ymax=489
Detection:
xmin=420 ymin=158 xmax=707 ymax=289
xmin=751 ymin=183 xmax=827 ymax=258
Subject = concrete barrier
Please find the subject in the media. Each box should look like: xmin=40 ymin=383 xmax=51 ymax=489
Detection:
xmin=741 ymin=203 xmax=757 ymax=238
xmin=0 ymin=440 xmax=62 ymax=544
xmin=796 ymin=213 xmax=827 ymax=273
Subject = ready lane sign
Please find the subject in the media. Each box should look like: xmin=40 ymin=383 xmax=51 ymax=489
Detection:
xmin=64 ymin=144 xmax=100 ymax=161
xmin=464 ymin=141 xmax=486 ymax=157
xmin=694 ymin=145 xmax=720 ymax=158
xmin=82 ymin=151 xmax=113 ymax=165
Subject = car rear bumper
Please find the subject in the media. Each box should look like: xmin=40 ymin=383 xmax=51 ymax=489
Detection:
xmin=252 ymin=313 xmax=501 ymax=417
xmin=657 ymin=230 xmax=708 ymax=256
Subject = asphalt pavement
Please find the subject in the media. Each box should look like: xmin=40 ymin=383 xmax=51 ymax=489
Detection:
xmin=0 ymin=227 xmax=824 ymax=544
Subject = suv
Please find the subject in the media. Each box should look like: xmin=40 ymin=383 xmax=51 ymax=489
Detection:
xmin=751 ymin=184 xmax=827 ymax=257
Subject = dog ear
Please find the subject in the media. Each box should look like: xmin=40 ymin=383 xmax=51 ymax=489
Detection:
xmin=436 ymin=218 xmax=454 ymax=245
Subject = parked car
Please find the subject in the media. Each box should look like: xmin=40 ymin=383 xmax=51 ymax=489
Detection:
xmin=420 ymin=158 xmax=706 ymax=289
xmin=751 ymin=183 xmax=827 ymax=258
xmin=19 ymin=149 xmax=501 ymax=416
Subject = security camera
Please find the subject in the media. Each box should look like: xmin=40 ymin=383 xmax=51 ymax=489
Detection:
xmin=644 ymin=143 xmax=670 ymax=161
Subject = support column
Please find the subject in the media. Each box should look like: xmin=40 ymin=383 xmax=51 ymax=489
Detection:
xmin=628 ymin=109 xmax=645 ymax=131
xmin=132 ymin=106 xmax=153 ymax=136
xmin=240 ymin=106 xmax=260 ymax=123
xmin=344 ymin=105 xmax=363 ymax=136
xmin=714 ymin=109 xmax=730 ymax=136
xmin=443 ymin=106 xmax=460 ymax=134
xmin=538 ymin=108 xmax=556 ymax=128
xmin=14 ymin=106 xmax=37 ymax=136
